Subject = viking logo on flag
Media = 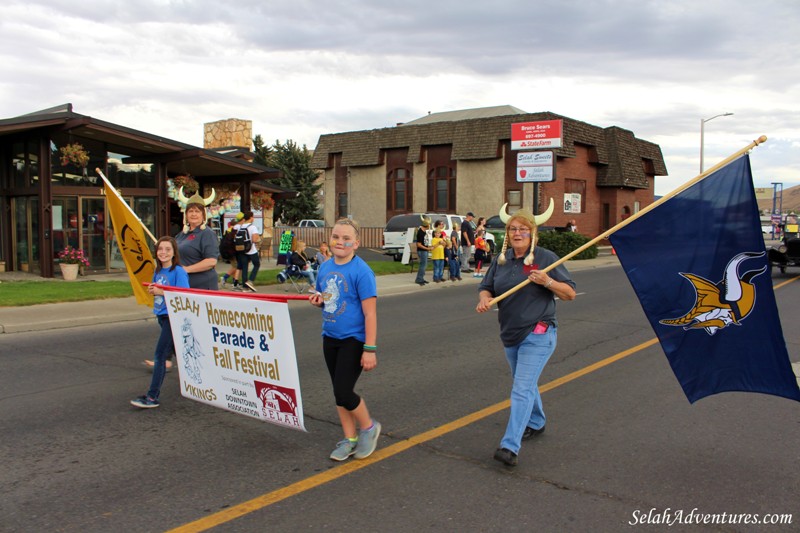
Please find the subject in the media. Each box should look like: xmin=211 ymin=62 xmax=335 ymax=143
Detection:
xmin=659 ymin=251 xmax=767 ymax=335
xmin=104 ymin=183 xmax=155 ymax=306
xmin=609 ymin=154 xmax=800 ymax=403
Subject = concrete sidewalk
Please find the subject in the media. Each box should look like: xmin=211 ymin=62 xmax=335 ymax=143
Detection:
xmin=0 ymin=254 xmax=621 ymax=334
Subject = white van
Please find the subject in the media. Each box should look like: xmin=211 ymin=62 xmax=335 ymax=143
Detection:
xmin=382 ymin=213 xmax=493 ymax=261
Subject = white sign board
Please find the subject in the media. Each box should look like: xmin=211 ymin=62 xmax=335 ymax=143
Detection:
xmin=164 ymin=288 xmax=306 ymax=431
xmin=516 ymin=151 xmax=555 ymax=182
xmin=564 ymin=193 xmax=582 ymax=214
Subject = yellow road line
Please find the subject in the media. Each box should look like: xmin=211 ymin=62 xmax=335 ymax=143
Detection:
xmin=774 ymin=275 xmax=799 ymax=290
xmin=167 ymin=337 xmax=660 ymax=533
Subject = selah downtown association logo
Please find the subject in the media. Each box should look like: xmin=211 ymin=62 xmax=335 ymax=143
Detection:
xmin=254 ymin=381 xmax=301 ymax=428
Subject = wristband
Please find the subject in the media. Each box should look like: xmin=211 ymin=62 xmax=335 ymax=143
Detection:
xmin=544 ymin=279 xmax=554 ymax=289
xmin=363 ymin=344 xmax=377 ymax=352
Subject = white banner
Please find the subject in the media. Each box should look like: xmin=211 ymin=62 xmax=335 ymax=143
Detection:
xmin=164 ymin=288 xmax=306 ymax=431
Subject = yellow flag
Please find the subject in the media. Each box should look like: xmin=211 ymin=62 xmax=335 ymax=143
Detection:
xmin=105 ymin=185 xmax=155 ymax=306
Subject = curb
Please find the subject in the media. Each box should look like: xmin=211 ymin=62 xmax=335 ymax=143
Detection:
xmin=0 ymin=255 xmax=621 ymax=334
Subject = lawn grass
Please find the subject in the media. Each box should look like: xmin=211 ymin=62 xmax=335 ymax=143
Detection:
xmin=0 ymin=280 xmax=136 ymax=307
xmin=0 ymin=260 xmax=413 ymax=307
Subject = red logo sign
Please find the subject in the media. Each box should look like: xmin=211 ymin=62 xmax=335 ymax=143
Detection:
xmin=254 ymin=381 xmax=301 ymax=428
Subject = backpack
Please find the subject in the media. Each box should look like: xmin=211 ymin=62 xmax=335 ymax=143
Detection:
xmin=234 ymin=224 xmax=252 ymax=252
xmin=219 ymin=230 xmax=236 ymax=260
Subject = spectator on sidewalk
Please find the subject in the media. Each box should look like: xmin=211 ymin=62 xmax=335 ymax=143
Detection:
xmin=415 ymin=216 xmax=433 ymax=286
xmin=461 ymin=212 xmax=475 ymax=273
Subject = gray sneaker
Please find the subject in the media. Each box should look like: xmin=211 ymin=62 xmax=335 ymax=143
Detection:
xmin=353 ymin=420 xmax=381 ymax=459
xmin=329 ymin=439 xmax=357 ymax=461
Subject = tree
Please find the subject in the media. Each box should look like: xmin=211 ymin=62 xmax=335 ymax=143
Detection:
xmin=260 ymin=139 xmax=322 ymax=225
xmin=252 ymin=134 xmax=272 ymax=167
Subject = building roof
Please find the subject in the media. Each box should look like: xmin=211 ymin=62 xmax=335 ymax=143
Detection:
xmin=311 ymin=108 xmax=667 ymax=189
xmin=400 ymin=105 xmax=528 ymax=126
xmin=0 ymin=104 xmax=295 ymax=197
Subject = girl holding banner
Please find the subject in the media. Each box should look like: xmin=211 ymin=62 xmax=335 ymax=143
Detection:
xmin=131 ymin=237 xmax=190 ymax=409
xmin=308 ymin=219 xmax=381 ymax=461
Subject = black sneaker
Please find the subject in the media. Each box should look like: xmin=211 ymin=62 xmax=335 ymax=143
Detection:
xmin=522 ymin=425 xmax=545 ymax=441
xmin=493 ymin=447 xmax=517 ymax=466
xmin=131 ymin=395 xmax=160 ymax=409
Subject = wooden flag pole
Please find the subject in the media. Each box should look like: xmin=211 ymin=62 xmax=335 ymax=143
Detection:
xmin=95 ymin=167 xmax=158 ymax=244
xmin=487 ymin=135 xmax=768 ymax=308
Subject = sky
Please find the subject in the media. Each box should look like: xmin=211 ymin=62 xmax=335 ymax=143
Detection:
xmin=1 ymin=0 xmax=798 ymax=196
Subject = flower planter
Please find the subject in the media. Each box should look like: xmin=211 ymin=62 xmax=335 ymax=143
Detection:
xmin=59 ymin=263 xmax=80 ymax=281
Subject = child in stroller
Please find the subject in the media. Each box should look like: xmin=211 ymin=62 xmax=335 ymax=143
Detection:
xmin=277 ymin=240 xmax=317 ymax=291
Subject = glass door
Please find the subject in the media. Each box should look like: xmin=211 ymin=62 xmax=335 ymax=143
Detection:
xmin=82 ymin=197 xmax=109 ymax=272
xmin=12 ymin=196 xmax=40 ymax=273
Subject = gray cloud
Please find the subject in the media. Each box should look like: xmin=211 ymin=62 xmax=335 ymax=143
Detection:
xmin=1 ymin=0 xmax=798 ymax=193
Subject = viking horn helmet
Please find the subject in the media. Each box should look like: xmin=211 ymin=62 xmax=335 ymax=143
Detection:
xmin=179 ymin=185 xmax=216 ymax=233
xmin=498 ymin=198 xmax=554 ymax=226
xmin=177 ymin=186 xmax=216 ymax=208
xmin=497 ymin=198 xmax=555 ymax=265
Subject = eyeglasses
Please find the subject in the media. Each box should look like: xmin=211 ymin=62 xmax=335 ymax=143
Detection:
xmin=507 ymin=226 xmax=531 ymax=233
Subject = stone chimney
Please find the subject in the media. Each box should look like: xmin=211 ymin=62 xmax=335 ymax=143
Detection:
xmin=203 ymin=118 xmax=252 ymax=150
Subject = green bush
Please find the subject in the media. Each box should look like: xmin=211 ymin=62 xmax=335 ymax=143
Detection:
xmin=537 ymin=231 xmax=598 ymax=260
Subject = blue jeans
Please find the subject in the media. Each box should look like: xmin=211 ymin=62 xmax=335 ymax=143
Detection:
xmin=500 ymin=327 xmax=557 ymax=454
xmin=449 ymin=255 xmax=461 ymax=279
xmin=432 ymin=259 xmax=444 ymax=281
xmin=415 ymin=250 xmax=429 ymax=283
xmin=237 ymin=252 xmax=261 ymax=283
xmin=301 ymin=268 xmax=316 ymax=286
xmin=147 ymin=315 xmax=175 ymax=400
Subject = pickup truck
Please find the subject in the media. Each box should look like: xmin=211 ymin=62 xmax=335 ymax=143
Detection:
xmin=298 ymin=219 xmax=325 ymax=228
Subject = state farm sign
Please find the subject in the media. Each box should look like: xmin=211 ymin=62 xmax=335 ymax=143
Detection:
xmin=511 ymin=120 xmax=563 ymax=150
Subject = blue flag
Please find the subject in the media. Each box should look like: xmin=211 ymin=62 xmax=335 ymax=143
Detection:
xmin=609 ymin=155 xmax=800 ymax=403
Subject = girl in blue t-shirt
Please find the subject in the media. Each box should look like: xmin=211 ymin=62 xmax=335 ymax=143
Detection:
xmin=308 ymin=219 xmax=381 ymax=461
xmin=131 ymin=236 xmax=189 ymax=409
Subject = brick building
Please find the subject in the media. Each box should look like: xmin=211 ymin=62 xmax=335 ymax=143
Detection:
xmin=311 ymin=106 xmax=667 ymax=237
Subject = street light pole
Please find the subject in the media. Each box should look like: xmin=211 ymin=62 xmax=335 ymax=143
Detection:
xmin=700 ymin=112 xmax=734 ymax=173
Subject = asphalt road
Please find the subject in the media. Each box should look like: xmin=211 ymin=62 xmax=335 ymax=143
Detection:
xmin=1 ymin=267 xmax=799 ymax=532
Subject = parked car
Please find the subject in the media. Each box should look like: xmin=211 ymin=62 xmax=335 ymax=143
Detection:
xmin=298 ymin=219 xmax=325 ymax=228
xmin=768 ymin=235 xmax=800 ymax=274
xmin=382 ymin=213 xmax=493 ymax=262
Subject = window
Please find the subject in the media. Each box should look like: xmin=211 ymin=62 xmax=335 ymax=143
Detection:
xmin=50 ymin=135 xmax=105 ymax=187
xmin=427 ymin=165 xmax=456 ymax=212
xmin=337 ymin=193 xmax=348 ymax=219
xmin=12 ymin=141 xmax=28 ymax=188
xmin=564 ymin=179 xmax=587 ymax=213
xmin=108 ymin=152 xmax=155 ymax=188
xmin=387 ymin=167 xmax=412 ymax=212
